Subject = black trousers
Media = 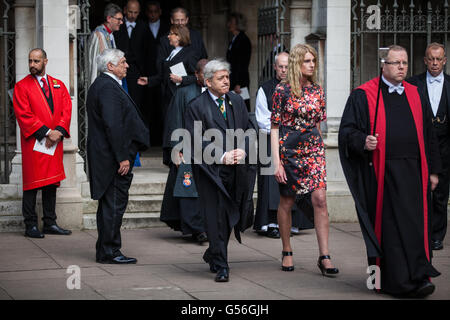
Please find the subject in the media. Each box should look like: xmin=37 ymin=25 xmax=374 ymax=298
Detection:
xmin=22 ymin=185 xmax=57 ymax=228
xmin=96 ymin=170 xmax=134 ymax=261
xmin=431 ymin=169 xmax=449 ymax=242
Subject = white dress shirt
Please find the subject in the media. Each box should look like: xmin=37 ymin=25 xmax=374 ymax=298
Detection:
xmin=35 ymin=74 xmax=49 ymax=89
xmin=149 ymin=20 xmax=160 ymax=39
xmin=208 ymin=90 xmax=229 ymax=163
xmin=126 ymin=20 xmax=136 ymax=38
xmin=104 ymin=72 xmax=122 ymax=86
xmin=166 ymin=46 xmax=183 ymax=61
xmin=255 ymin=87 xmax=272 ymax=134
xmin=426 ymin=71 xmax=444 ymax=116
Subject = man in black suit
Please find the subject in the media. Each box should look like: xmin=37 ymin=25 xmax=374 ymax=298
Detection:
xmin=184 ymin=59 xmax=255 ymax=282
xmin=408 ymin=42 xmax=449 ymax=251
xmin=226 ymin=12 xmax=251 ymax=111
xmin=145 ymin=1 xmax=170 ymax=145
xmin=157 ymin=7 xmax=207 ymax=66
xmin=114 ymin=0 xmax=150 ymax=119
xmin=86 ymin=48 xmax=149 ymax=264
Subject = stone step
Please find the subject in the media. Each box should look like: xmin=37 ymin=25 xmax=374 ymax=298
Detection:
xmin=0 ymin=215 xmax=24 ymax=232
xmin=83 ymin=212 xmax=166 ymax=230
xmin=83 ymin=195 xmax=164 ymax=214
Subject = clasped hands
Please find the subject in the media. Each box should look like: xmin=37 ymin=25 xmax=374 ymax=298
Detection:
xmin=137 ymin=74 xmax=182 ymax=86
xmin=222 ymin=149 xmax=246 ymax=165
xmin=45 ymin=130 xmax=63 ymax=149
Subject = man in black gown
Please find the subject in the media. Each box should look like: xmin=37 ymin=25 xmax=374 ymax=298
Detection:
xmin=338 ymin=45 xmax=441 ymax=298
xmin=407 ymin=42 xmax=450 ymax=251
xmin=184 ymin=59 xmax=255 ymax=282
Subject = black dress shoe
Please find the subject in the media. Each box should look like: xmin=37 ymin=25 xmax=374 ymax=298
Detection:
xmin=25 ymin=226 xmax=44 ymax=238
xmin=215 ymin=268 xmax=229 ymax=282
xmin=408 ymin=280 xmax=435 ymax=298
xmin=97 ymin=255 xmax=137 ymax=264
xmin=266 ymin=227 xmax=280 ymax=239
xmin=43 ymin=224 xmax=72 ymax=235
xmin=193 ymin=232 xmax=208 ymax=243
xmin=432 ymin=239 xmax=443 ymax=250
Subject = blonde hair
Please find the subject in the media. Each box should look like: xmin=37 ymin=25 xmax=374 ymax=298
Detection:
xmin=285 ymin=44 xmax=318 ymax=98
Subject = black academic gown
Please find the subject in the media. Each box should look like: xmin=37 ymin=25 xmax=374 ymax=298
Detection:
xmin=338 ymin=78 xmax=441 ymax=295
xmin=160 ymin=83 xmax=204 ymax=235
xmin=184 ymin=90 xmax=256 ymax=269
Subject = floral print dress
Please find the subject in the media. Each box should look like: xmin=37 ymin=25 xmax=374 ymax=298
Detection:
xmin=271 ymin=82 xmax=327 ymax=195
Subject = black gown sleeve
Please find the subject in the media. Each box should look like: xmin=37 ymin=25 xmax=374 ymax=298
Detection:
xmin=338 ymin=89 xmax=371 ymax=158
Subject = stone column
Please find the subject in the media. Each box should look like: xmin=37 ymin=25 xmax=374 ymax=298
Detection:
xmin=324 ymin=0 xmax=356 ymax=222
xmin=35 ymin=0 xmax=83 ymax=229
xmin=9 ymin=0 xmax=36 ymax=193
xmin=289 ymin=0 xmax=312 ymax=47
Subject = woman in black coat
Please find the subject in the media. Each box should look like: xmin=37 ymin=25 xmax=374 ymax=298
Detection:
xmin=226 ymin=12 xmax=252 ymax=111
xmin=138 ymin=24 xmax=198 ymax=123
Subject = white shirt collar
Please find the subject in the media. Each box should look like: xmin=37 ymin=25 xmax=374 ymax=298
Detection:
xmin=35 ymin=74 xmax=48 ymax=85
xmin=427 ymin=71 xmax=444 ymax=83
xmin=104 ymin=72 xmax=122 ymax=86
xmin=149 ymin=19 xmax=160 ymax=27
xmin=125 ymin=19 xmax=136 ymax=28
xmin=381 ymin=75 xmax=402 ymax=88
xmin=208 ymin=90 xmax=226 ymax=103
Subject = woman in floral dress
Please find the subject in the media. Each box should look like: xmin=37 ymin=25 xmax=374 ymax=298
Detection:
xmin=271 ymin=44 xmax=339 ymax=276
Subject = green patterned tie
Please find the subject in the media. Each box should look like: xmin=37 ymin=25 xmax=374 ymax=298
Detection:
xmin=217 ymin=97 xmax=226 ymax=119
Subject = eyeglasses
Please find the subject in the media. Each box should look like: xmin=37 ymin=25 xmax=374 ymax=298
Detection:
xmin=111 ymin=16 xmax=124 ymax=22
xmin=384 ymin=61 xmax=408 ymax=67
xmin=432 ymin=115 xmax=447 ymax=124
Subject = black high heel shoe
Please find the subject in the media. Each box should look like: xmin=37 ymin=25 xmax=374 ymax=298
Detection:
xmin=281 ymin=251 xmax=294 ymax=272
xmin=317 ymin=255 xmax=339 ymax=277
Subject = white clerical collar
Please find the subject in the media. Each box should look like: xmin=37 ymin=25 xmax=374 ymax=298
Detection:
xmin=104 ymin=72 xmax=122 ymax=86
xmin=208 ymin=90 xmax=226 ymax=102
xmin=427 ymin=71 xmax=444 ymax=83
xmin=381 ymin=75 xmax=401 ymax=88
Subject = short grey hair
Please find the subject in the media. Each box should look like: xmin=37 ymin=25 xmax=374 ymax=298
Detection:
xmin=104 ymin=3 xmax=122 ymax=22
xmin=96 ymin=49 xmax=125 ymax=73
xmin=203 ymin=59 xmax=231 ymax=81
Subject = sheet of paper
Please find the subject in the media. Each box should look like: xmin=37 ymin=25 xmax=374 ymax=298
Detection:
xmin=232 ymin=87 xmax=250 ymax=100
xmin=170 ymin=62 xmax=187 ymax=86
xmin=239 ymin=87 xmax=250 ymax=100
xmin=33 ymin=138 xmax=57 ymax=156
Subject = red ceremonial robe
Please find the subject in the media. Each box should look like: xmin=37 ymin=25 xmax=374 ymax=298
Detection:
xmin=358 ymin=77 xmax=430 ymax=265
xmin=13 ymin=74 xmax=71 ymax=191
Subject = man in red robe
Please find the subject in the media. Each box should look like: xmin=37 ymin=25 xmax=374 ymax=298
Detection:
xmin=339 ymin=45 xmax=441 ymax=298
xmin=13 ymin=48 xmax=72 ymax=238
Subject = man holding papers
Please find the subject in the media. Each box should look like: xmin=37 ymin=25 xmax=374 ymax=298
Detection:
xmin=13 ymin=48 xmax=72 ymax=238
xmin=138 ymin=24 xmax=198 ymax=128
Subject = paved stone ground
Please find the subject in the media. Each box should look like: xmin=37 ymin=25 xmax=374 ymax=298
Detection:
xmin=0 ymin=223 xmax=449 ymax=300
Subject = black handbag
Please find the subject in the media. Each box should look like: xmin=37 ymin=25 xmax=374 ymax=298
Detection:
xmin=173 ymin=163 xmax=199 ymax=198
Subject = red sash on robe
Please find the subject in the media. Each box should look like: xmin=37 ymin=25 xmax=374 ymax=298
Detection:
xmin=358 ymin=77 xmax=431 ymax=266
xmin=13 ymin=74 xmax=72 ymax=191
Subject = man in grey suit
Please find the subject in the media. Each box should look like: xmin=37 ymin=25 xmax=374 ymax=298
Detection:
xmin=408 ymin=42 xmax=449 ymax=251
xmin=86 ymin=49 xmax=149 ymax=264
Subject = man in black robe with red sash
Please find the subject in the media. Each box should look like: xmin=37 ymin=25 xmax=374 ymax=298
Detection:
xmin=339 ymin=45 xmax=441 ymax=298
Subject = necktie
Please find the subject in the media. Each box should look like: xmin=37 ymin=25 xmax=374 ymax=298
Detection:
xmin=217 ymin=97 xmax=226 ymax=119
xmin=388 ymin=84 xmax=404 ymax=95
xmin=430 ymin=77 xmax=442 ymax=84
xmin=127 ymin=23 xmax=135 ymax=38
xmin=41 ymin=78 xmax=49 ymax=99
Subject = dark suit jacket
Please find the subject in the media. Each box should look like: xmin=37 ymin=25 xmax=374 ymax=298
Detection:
xmin=86 ymin=73 xmax=150 ymax=200
xmin=184 ymin=91 xmax=255 ymax=237
xmin=407 ymin=72 xmax=450 ymax=167
xmin=114 ymin=19 xmax=150 ymax=79
xmin=147 ymin=19 xmax=170 ymax=76
xmin=157 ymin=27 xmax=207 ymax=70
xmin=226 ymin=31 xmax=251 ymax=89
xmin=148 ymin=45 xmax=198 ymax=110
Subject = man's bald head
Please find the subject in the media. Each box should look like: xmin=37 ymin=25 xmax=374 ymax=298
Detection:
xmin=125 ymin=0 xmax=140 ymax=22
